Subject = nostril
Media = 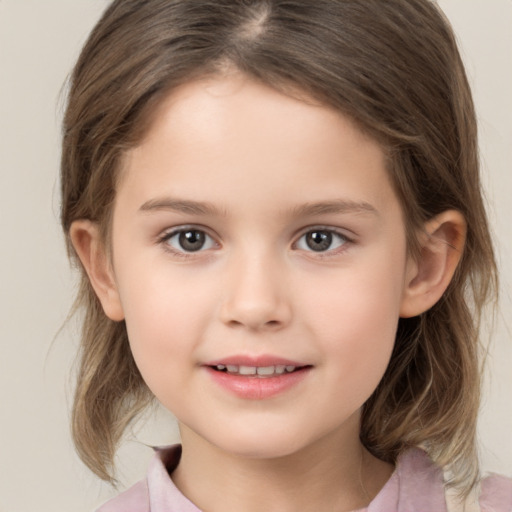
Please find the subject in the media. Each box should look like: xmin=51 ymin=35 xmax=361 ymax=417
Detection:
xmin=219 ymin=294 xmax=292 ymax=330
xmin=226 ymin=319 xmax=244 ymax=328
xmin=225 ymin=318 xmax=282 ymax=331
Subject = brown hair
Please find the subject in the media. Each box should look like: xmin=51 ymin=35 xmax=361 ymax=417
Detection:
xmin=61 ymin=0 xmax=497 ymax=491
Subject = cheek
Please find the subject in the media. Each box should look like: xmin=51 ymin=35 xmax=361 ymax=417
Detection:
xmin=319 ymin=300 xmax=398 ymax=413
xmin=322 ymin=294 xmax=398 ymax=379
xmin=122 ymin=290 xmax=185 ymax=388
xmin=114 ymin=261 xmax=218 ymax=386
xmin=304 ymin=257 xmax=405 ymax=388
xmin=306 ymin=254 xmax=404 ymax=337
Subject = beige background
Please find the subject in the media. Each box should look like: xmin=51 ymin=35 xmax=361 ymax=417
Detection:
xmin=0 ymin=1 xmax=510 ymax=511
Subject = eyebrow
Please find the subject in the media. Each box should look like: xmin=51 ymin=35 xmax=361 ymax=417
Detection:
xmin=290 ymin=199 xmax=379 ymax=218
xmin=139 ymin=198 xmax=225 ymax=216
xmin=139 ymin=197 xmax=379 ymax=218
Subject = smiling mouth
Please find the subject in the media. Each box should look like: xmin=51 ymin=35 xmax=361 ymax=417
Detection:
xmin=206 ymin=361 xmax=312 ymax=399
xmin=210 ymin=364 xmax=309 ymax=377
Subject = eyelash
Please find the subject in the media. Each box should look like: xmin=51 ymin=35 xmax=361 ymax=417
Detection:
xmin=293 ymin=228 xmax=351 ymax=258
xmin=157 ymin=226 xmax=218 ymax=260
xmin=157 ymin=225 xmax=353 ymax=259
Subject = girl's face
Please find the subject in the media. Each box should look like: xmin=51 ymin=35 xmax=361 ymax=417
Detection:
xmin=109 ymin=74 xmax=414 ymax=459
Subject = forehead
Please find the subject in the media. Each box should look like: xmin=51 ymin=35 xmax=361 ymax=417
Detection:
xmin=135 ymin=73 xmax=359 ymax=153
xmin=118 ymin=74 xmax=398 ymax=220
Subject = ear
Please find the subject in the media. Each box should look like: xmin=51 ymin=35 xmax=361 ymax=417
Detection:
xmin=400 ymin=210 xmax=466 ymax=318
xmin=69 ymin=220 xmax=125 ymax=321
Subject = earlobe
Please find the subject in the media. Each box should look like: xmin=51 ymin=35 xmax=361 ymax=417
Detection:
xmin=69 ymin=220 xmax=125 ymax=321
xmin=400 ymin=210 xmax=466 ymax=318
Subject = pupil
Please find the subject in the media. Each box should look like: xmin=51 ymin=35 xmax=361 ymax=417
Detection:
xmin=179 ymin=230 xmax=205 ymax=251
xmin=306 ymin=231 xmax=332 ymax=251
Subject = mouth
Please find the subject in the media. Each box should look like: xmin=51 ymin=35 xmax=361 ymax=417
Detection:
xmin=209 ymin=364 xmax=309 ymax=377
xmin=203 ymin=356 xmax=312 ymax=399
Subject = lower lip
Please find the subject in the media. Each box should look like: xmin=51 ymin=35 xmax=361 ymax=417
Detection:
xmin=205 ymin=367 xmax=311 ymax=400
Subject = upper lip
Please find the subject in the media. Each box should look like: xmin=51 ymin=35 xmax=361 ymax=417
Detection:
xmin=203 ymin=355 xmax=310 ymax=367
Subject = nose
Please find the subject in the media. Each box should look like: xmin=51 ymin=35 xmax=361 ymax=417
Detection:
xmin=219 ymin=250 xmax=292 ymax=332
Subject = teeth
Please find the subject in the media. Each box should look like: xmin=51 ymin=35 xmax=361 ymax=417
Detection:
xmin=214 ymin=364 xmax=300 ymax=376
xmin=239 ymin=365 xmax=257 ymax=375
xmin=256 ymin=366 xmax=275 ymax=376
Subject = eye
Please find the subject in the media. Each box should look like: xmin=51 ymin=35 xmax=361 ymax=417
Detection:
xmin=295 ymin=229 xmax=348 ymax=253
xmin=161 ymin=228 xmax=216 ymax=253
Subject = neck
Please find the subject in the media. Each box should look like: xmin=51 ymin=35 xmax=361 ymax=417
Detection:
xmin=171 ymin=418 xmax=393 ymax=512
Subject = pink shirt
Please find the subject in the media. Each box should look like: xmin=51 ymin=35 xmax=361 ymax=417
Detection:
xmin=96 ymin=445 xmax=512 ymax=511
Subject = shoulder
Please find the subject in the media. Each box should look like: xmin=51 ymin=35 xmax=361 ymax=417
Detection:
xmin=479 ymin=472 xmax=512 ymax=511
xmin=394 ymin=448 xmax=448 ymax=511
xmin=378 ymin=448 xmax=512 ymax=512
xmin=95 ymin=445 xmax=199 ymax=512
xmin=95 ymin=479 xmax=149 ymax=512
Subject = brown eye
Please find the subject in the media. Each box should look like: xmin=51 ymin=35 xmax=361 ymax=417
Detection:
xmin=305 ymin=231 xmax=332 ymax=251
xmin=296 ymin=229 xmax=348 ymax=253
xmin=179 ymin=230 xmax=206 ymax=251
xmin=163 ymin=228 xmax=215 ymax=253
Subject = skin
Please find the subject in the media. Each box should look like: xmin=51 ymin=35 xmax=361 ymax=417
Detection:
xmin=71 ymin=73 xmax=466 ymax=512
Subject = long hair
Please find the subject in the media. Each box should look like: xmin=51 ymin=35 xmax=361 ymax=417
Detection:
xmin=61 ymin=0 xmax=497 ymax=490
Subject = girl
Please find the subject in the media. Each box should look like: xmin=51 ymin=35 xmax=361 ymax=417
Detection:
xmin=60 ymin=0 xmax=511 ymax=510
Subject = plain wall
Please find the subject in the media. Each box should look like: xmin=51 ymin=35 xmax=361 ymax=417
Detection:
xmin=0 ymin=1 xmax=510 ymax=511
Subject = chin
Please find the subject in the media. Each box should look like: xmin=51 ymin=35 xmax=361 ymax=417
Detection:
xmin=200 ymin=423 xmax=316 ymax=460
xmin=220 ymin=440 xmax=304 ymax=460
